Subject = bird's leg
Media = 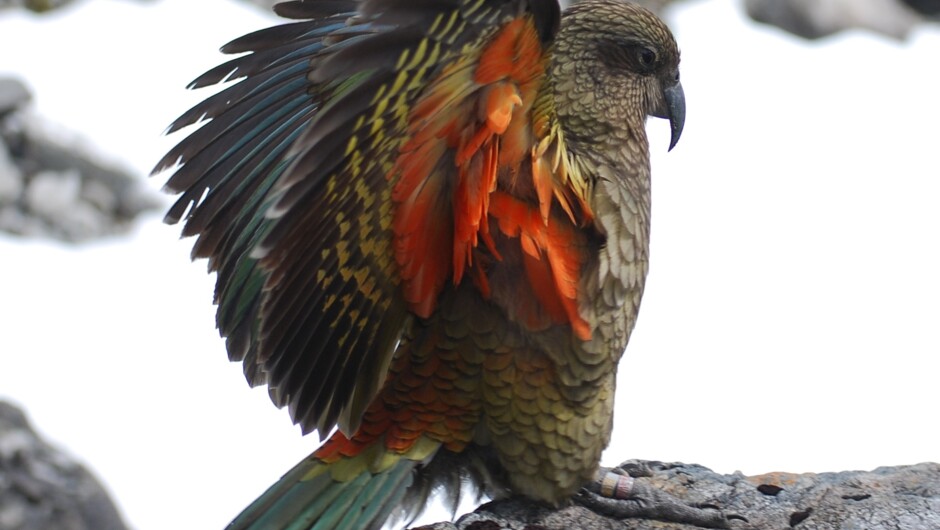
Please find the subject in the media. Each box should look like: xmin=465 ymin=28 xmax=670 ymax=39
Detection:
xmin=575 ymin=464 xmax=745 ymax=529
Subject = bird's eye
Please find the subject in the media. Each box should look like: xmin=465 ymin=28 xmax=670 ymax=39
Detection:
xmin=638 ymin=48 xmax=656 ymax=68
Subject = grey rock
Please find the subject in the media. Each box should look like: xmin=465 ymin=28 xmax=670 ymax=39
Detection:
xmin=0 ymin=76 xmax=160 ymax=242
xmin=411 ymin=460 xmax=940 ymax=530
xmin=0 ymin=79 xmax=30 ymax=119
xmin=0 ymin=142 xmax=23 ymax=202
xmin=902 ymin=0 xmax=940 ymax=16
xmin=0 ymin=401 xmax=128 ymax=530
xmin=744 ymin=0 xmax=926 ymax=40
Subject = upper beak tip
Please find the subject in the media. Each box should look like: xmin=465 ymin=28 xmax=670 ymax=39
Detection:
xmin=664 ymin=81 xmax=685 ymax=152
xmin=668 ymin=133 xmax=680 ymax=152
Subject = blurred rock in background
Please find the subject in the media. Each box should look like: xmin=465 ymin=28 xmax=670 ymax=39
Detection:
xmin=0 ymin=401 xmax=128 ymax=530
xmin=0 ymin=77 xmax=160 ymax=242
xmin=744 ymin=0 xmax=934 ymax=40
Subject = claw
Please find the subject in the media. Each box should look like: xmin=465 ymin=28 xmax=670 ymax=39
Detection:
xmin=577 ymin=471 xmax=740 ymax=529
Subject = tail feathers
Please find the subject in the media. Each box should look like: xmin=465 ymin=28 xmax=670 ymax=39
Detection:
xmin=227 ymin=455 xmax=419 ymax=530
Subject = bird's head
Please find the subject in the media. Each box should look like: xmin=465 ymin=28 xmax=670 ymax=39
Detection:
xmin=551 ymin=0 xmax=685 ymax=152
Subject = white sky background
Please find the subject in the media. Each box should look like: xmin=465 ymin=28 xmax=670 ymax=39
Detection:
xmin=1 ymin=0 xmax=938 ymax=529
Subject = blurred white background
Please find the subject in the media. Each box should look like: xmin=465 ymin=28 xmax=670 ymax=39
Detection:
xmin=1 ymin=0 xmax=938 ymax=528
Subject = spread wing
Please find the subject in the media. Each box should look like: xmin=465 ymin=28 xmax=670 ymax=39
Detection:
xmin=155 ymin=0 xmax=591 ymax=438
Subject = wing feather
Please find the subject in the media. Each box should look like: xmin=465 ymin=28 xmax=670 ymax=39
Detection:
xmin=158 ymin=0 xmax=573 ymax=437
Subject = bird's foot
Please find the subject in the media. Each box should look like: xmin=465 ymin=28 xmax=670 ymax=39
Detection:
xmin=575 ymin=464 xmax=746 ymax=529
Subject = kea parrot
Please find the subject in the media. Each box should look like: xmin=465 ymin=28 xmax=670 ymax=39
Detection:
xmin=155 ymin=0 xmax=723 ymax=529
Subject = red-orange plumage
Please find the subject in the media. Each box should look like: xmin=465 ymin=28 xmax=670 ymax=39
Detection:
xmin=390 ymin=16 xmax=555 ymax=324
xmin=314 ymin=338 xmax=478 ymax=464
xmin=489 ymin=191 xmax=591 ymax=339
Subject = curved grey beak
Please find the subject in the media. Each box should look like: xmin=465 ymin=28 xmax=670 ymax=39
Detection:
xmin=664 ymin=81 xmax=685 ymax=151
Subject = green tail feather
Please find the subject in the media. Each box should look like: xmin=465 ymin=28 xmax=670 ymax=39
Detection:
xmin=227 ymin=456 xmax=418 ymax=530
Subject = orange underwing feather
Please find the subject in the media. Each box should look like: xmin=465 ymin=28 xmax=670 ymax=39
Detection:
xmin=391 ymin=16 xmax=547 ymax=318
xmin=391 ymin=137 xmax=451 ymax=318
xmin=489 ymin=191 xmax=591 ymax=340
xmin=390 ymin=12 xmax=594 ymax=339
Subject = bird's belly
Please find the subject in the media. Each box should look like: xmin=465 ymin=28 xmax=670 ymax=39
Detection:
xmin=479 ymin=344 xmax=617 ymax=503
xmin=400 ymin=283 xmax=620 ymax=503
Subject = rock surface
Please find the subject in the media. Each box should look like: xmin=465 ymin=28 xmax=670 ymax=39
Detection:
xmin=0 ymin=401 xmax=127 ymax=530
xmin=411 ymin=460 xmax=940 ymax=530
